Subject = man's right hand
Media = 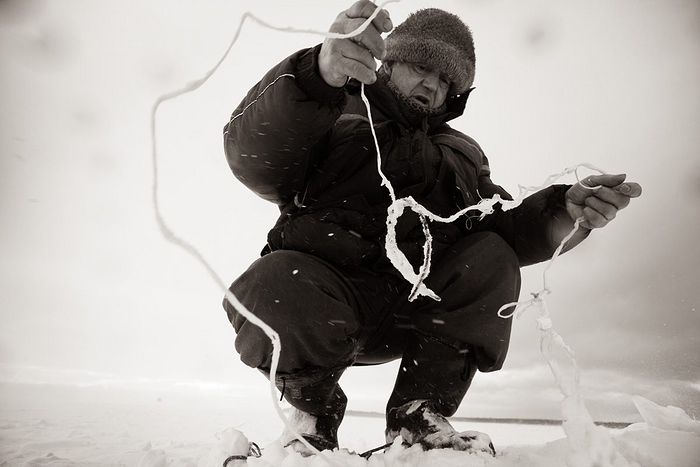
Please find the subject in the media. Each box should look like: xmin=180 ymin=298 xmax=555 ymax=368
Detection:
xmin=319 ymin=1 xmax=393 ymax=87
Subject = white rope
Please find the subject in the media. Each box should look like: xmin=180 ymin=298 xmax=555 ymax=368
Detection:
xmin=529 ymin=221 xmax=633 ymax=466
xmin=498 ymin=213 xmax=593 ymax=320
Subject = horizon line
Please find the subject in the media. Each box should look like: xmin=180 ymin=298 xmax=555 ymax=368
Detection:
xmin=344 ymin=409 xmax=633 ymax=429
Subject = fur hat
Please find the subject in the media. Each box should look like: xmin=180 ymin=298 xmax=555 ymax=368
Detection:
xmin=384 ymin=8 xmax=475 ymax=95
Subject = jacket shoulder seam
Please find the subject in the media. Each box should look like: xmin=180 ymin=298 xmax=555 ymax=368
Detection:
xmin=224 ymin=73 xmax=296 ymax=135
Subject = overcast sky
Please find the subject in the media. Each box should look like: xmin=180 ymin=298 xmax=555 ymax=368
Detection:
xmin=1 ymin=0 xmax=699 ymax=423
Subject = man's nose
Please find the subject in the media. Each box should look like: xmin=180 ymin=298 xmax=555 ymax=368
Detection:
xmin=421 ymin=72 xmax=440 ymax=91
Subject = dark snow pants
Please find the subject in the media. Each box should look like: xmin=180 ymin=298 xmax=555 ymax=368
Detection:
xmin=223 ymin=231 xmax=521 ymax=419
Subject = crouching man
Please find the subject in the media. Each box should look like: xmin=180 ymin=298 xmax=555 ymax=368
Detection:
xmin=222 ymin=1 xmax=641 ymax=456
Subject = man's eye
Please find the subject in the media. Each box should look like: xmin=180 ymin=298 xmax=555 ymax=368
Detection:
xmin=413 ymin=64 xmax=429 ymax=73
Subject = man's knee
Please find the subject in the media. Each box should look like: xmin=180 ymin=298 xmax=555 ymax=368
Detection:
xmin=435 ymin=231 xmax=520 ymax=293
xmin=223 ymin=251 xmax=310 ymax=369
xmin=412 ymin=232 xmax=520 ymax=360
xmin=223 ymin=250 xmax=313 ymax=328
xmin=234 ymin=320 xmax=273 ymax=369
xmin=233 ymin=311 xmax=358 ymax=373
xmin=224 ymin=250 xmax=360 ymax=372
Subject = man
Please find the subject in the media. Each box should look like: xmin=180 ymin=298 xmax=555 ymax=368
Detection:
xmin=222 ymin=1 xmax=641 ymax=456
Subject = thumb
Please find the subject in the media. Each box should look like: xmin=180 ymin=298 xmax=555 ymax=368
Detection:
xmin=567 ymin=173 xmax=626 ymax=204
xmin=584 ymin=173 xmax=627 ymax=188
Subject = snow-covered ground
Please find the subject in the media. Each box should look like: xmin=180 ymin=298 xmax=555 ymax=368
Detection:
xmin=1 ymin=382 xmax=698 ymax=467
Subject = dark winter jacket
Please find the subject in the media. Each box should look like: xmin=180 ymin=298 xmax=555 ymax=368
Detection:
xmin=224 ymin=45 xmax=571 ymax=273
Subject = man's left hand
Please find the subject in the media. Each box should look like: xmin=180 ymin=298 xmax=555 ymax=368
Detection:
xmin=565 ymin=173 xmax=643 ymax=230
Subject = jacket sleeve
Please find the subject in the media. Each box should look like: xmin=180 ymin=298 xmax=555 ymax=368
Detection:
xmin=456 ymin=138 xmax=583 ymax=267
xmin=474 ymin=177 xmax=577 ymax=267
xmin=223 ymin=45 xmax=346 ymax=205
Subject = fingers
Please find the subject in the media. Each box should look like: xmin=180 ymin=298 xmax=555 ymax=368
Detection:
xmin=581 ymin=173 xmax=626 ymax=189
xmin=320 ymin=34 xmax=377 ymax=86
xmin=346 ymin=0 xmax=393 ymax=33
xmin=321 ymin=1 xmax=391 ymax=87
xmin=584 ymin=196 xmax=617 ymax=223
xmin=572 ymin=174 xmax=643 ymax=204
xmin=340 ymin=1 xmax=391 ymax=59
xmin=345 ymin=17 xmax=386 ymax=59
xmin=582 ymin=206 xmax=610 ymax=229
xmin=338 ymin=42 xmax=378 ymax=84
xmin=581 ymin=173 xmax=642 ymax=198
xmin=580 ymin=183 xmax=642 ymax=228
xmin=590 ymin=186 xmax=631 ymax=210
xmin=613 ymin=181 xmax=642 ymax=198
xmin=567 ymin=180 xmax=598 ymax=204
xmin=565 ymin=174 xmax=642 ymax=230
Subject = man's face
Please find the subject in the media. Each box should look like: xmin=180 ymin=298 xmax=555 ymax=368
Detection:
xmin=385 ymin=62 xmax=450 ymax=109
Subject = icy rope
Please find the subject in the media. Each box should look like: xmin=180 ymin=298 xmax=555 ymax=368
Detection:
xmin=541 ymin=304 xmax=638 ymax=467
xmin=150 ymin=2 xmax=399 ymax=464
xmin=488 ymin=205 xmax=635 ymax=465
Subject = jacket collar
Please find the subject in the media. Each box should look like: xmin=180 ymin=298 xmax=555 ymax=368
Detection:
xmin=360 ymin=74 xmax=472 ymax=132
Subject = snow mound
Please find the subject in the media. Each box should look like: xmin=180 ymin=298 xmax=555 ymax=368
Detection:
xmin=632 ymin=395 xmax=700 ymax=433
xmin=199 ymin=428 xmax=254 ymax=467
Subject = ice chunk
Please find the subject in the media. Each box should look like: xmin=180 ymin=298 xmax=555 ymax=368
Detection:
xmin=632 ymin=395 xmax=700 ymax=433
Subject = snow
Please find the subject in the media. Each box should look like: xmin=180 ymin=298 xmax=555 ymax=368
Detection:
xmin=1 ymin=383 xmax=698 ymax=467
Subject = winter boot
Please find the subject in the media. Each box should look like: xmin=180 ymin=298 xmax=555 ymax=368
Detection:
xmin=281 ymin=406 xmax=344 ymax=456
xmin=386 ymin=399 xmax=495 ymax=455
xmin=274 ymin=366 xmax=347 ymax=456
